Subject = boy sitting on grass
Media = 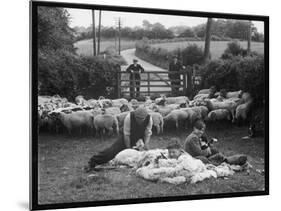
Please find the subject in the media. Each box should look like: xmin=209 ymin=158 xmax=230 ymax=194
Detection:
xmin=184 ymin=120 xmax=248 ymax=166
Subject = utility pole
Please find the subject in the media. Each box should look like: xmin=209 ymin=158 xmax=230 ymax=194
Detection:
xmin=118 ymin=17 xmax=121 ymax=55
xmin=97 ymin=10 xmax=102 ymax=54
xmin=114 ymin=17 xmax=122 ymax=55
xmin=247 ymin=20 xmax=252 ymax=55
xmin=203 ymin=18 xmax=212 ymax=63
xmin=91 ymin=10 xmax=96 ymax=56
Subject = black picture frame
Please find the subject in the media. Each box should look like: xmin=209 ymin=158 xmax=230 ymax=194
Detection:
xmin=30 ymin=1 xmax=269 ymax=210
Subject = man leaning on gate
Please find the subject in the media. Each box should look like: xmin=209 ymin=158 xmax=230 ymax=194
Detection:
xmin=168 ymin=56 xmax=185 ymax=95
xmin=126 ymin=59 xmax=145 ymax=98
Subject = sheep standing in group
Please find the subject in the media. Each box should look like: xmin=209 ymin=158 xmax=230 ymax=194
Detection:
xmin=163 ymin=109 xmax=194 ymax=130
xmin=149 ymin=112 xmax=164 ymax=134
xmin=49 ymin=110 xmax=94 ymax=135
xmin=116 ymin=112 xmax=129 ymax=132
xmin=235 ymin=92 xmax=253 ymax=122
xmin=93 ymin=114 xmax=119 ymax=139
xmin=207 ymin=109 xmax=232 ymax=122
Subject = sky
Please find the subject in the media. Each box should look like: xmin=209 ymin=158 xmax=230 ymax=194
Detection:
xmin=67 ymin=8 xmax=264 ymax=33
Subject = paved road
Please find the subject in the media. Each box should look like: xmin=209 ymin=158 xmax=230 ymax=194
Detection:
xmin=120 ymin=48 xmax=172 ymax=95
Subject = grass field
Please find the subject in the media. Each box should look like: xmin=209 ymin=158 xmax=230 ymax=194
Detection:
xmin=152 ymin=41 xmax=264 ymax=59
xmin=74 ymin=39 xmax=137 ymax=56
xmin=38 ymin=125 xmax=265 ymax=204
xmin=75 ymin=39 xmax=264 ymax=60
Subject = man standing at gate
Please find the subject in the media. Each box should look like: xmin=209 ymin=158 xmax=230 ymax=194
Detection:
xmin=126 ymin=59 xmax=145 ymax=98
xmin=168 ymin=56 xmax=184 ymax=95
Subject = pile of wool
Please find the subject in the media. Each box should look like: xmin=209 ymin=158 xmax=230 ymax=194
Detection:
xmin=110 ymin=149 xmax=250 ymax=185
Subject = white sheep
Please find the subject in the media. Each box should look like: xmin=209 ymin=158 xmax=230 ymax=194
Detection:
xmin=50 ymin=110 xmax=94 ymax=135
xmin=190 ymin=106 xmax=209 ymax=120
xmin=155 ymin=96 xmax=189 ymax=105
xmin=75 ymin=95 xmax=86 ymax=106
xmin=104 ymin=107 xmax=121 ymax=116
xmin=115 ymin=112 xmax=130 ymax=131
xmin=111 ymin=98 xmax=129 ymax=107
xmin=207 ymin=109 xmax=232 ymax=121
xmin=226 ymin=90 xmax=243 ymax=99
xmin=152 ymin=105 xmax=173 ymax=117
xmin=198 ymin=88 xmax=211 ymax=95
xmin=149 ymin=112 xmax=164 ymax=134
xmin=163 ymin=109 xmax=191 ymax=130
xmin=93 ymin=114 xmax=119 ymax=138
xmin=205 ymin=99 xmax=241 ymax=122
xmin=235 ymin=101 xmax=252 ymax=122
xmin=193 ymin=93 xmax=209 ymax=101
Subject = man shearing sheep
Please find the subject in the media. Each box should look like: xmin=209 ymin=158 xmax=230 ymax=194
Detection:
xmin=84 ymin=107 xmax=153 ymax=172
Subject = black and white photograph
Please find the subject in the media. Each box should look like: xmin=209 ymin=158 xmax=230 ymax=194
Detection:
xmin=31 ymin=1 xmax=269 ymax=210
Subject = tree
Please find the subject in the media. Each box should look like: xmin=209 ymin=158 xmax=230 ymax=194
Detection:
xmin=38 ymin=6 xmax=75 ymax=51
xmin=178 ymin=28 xmax=195 ymax=37
xmin=203 ymin=18 xmax=213 ymax=62
xmin=225 ymin=20 xmax=250 ymax=40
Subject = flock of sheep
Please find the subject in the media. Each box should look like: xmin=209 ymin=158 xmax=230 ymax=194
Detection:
xmin=38 ymin=88 xmax=253 ymax=137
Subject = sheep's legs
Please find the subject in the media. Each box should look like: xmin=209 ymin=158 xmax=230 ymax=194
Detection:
xmin=156 ymin=125 xmax=160 ymax=135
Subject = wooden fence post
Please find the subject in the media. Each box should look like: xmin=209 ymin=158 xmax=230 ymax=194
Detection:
xmin=183 ymin=72 xmax=187 ymax=96
xmin=132 ymin=72 xmax=136 ymax=98
xmin=117 ymin=71 xmax=120 ymax=98
xmin=147 ymin=72 xmax=150 ymax=96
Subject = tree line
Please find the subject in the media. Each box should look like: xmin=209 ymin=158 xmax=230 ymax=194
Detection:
xmin=74 ymin=19 xmax=264 ymax=42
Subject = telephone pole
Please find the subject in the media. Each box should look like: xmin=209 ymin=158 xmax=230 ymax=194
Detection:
xmin=247 ymin=20 xmax=252 ymax=55
xmin=97 ymin=10 xmax=102 ymax=54
xmin=203 ymin=18 xmax=212 ymax=63
xmin=91 ymin=10 xmax=96 ymax=56
xmin=115 ymin=17 xmax=122 ymax=55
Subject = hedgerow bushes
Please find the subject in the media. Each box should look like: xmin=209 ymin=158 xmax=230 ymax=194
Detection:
xmin=38 ymin=48 xmax=121 ymax=100
xmin=135 ymin=39 xmax=205 ymax=69
xmin=200 ymin=54 xmax=265 ymax=100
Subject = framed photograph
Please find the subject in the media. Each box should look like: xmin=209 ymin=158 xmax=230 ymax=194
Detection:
xmin=30 ymin=0 xmax=269 ymax=210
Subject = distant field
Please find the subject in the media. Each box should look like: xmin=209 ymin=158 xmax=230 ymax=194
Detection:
xmin=74 ymin=39 xmax=137 ymax=56
xmin=152 ymin=41 xmax=264 ymax=59
xmin=75 ymin=39 xmax=264 ymax=59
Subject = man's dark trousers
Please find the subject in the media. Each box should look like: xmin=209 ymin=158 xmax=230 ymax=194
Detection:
xmin=88 ymin=135 xmax=126 ymax=166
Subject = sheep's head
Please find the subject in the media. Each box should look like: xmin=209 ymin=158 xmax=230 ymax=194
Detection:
xmin=120 ymin=104 xmax=130 ymax=112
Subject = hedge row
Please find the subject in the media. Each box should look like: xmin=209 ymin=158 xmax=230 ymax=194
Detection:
xmin=200 ymin=54 xmax=265 ymax=101
xmin=38 ymin=48 xmax=123 ymax=101
xmin=135 ymin=39 xmax=205 ymax=69
xmin=144 ymin=35 xmax=233 ymax=45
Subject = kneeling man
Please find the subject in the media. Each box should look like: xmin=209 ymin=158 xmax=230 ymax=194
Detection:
xmin=85 ymin=107 xmax=153 ymax=172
